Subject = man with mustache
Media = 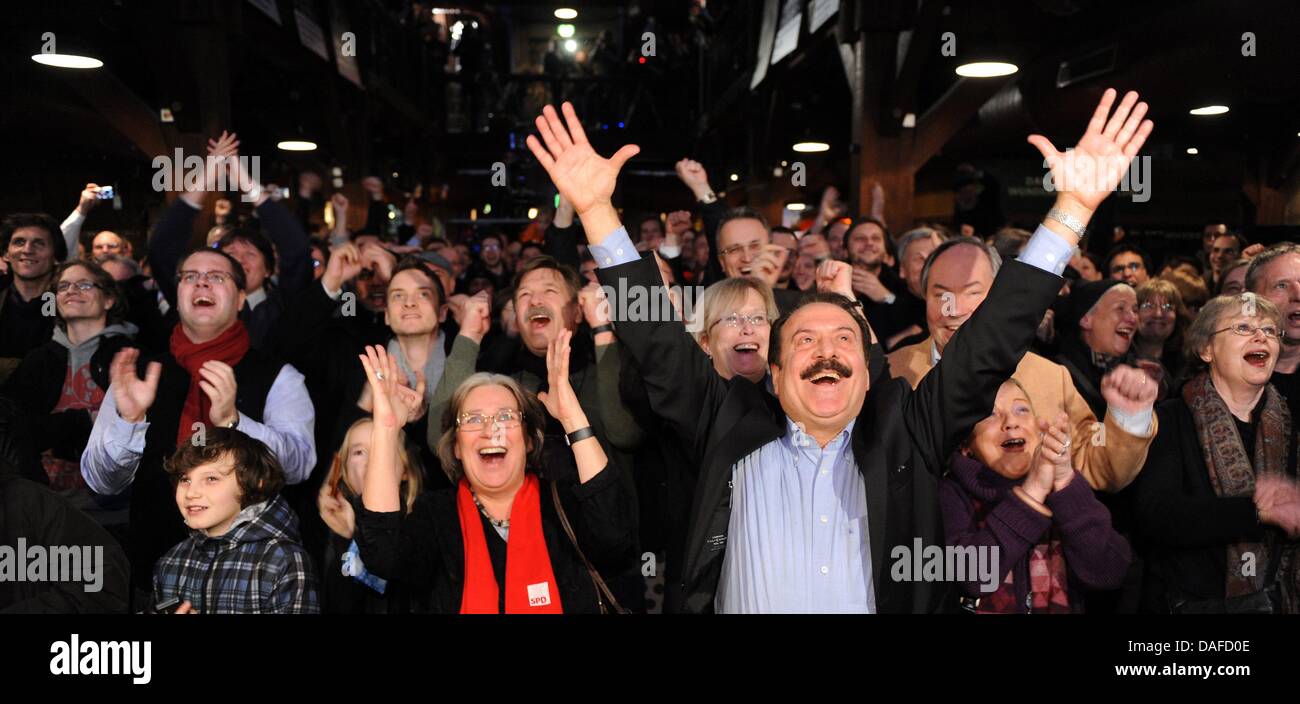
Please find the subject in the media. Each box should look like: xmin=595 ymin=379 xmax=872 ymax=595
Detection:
xmin=80 ymin=246 xmax=317 ymax=598
xmin=888 ymin=237 xmax=1157 ymax=493
xmin=529 ymin=89 xmax=1153 ymax=612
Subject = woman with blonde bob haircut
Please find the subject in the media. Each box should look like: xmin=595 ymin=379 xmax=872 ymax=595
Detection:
xmin=317 ymin=418 xmax=425 ymax=612
xmin=355 ymin=332 xmax=638 ymax=613
xmin=692 ymin=277 xmax=780 ymax=384
xmin=1133 ymin=294 xmax=1300 ymax=613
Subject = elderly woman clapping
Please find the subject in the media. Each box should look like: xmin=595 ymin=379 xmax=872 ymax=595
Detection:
xmin=354 ymin=330 xmax=637 ymax=613
xmin=1132 ymin=293 xmax=1300 ymax=613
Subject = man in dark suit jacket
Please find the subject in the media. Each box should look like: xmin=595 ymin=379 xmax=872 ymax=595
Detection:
xmin=526 ymin=90 xmax=1154 ymax=612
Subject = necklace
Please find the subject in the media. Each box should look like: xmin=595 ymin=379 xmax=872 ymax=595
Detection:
xmin=470 ymin=489 xmax=509 ymax=529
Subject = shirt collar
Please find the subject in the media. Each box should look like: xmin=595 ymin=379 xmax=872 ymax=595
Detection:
xmin=930 ymin=339 xmax=942 ymax=365
xmin=784 ymin=416 xmax=856 ymax=452
xmin=245 ymin=286 xmax=268 ymax=310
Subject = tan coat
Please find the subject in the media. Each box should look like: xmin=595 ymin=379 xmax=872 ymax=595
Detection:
xmin=887 ymin=339 xmax=1155 ymax=492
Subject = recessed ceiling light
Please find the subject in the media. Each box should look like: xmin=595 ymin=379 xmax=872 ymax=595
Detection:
xmin=792 ymin=141 xmax=830 ymax=153
xmin=277 ymin=140 xmax=317 ymax=151
xmin=564 ymin=39 xmax=577 ymax=52
xmin=955 ymin=62 xmax=1018 ymax=78
xmin=1189 ymin=105 xmax=1229 ymax=116
xmin=1186 ymin=147 xmax=1199 ymax=155
xmin=786 ymin=203 xmax=807 ymax=211
xmin=557 ymin=24 xmax=575 ymax=38
xmin=555 ymin=8 xmax=577 ymax=20
xmin=31 ymin=53 xmax=103 ymax=69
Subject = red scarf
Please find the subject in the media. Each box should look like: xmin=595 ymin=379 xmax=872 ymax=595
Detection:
xmin=169 ymin=322 xmax=250 ymax=445
xmin=457 ymin=473 xmax=563 ymax=614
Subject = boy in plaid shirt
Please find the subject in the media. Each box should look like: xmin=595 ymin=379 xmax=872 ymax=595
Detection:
xmin=151 ymin=428 xmax=318 ymax=613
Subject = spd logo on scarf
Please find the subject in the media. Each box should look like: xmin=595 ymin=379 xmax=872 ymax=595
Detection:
xmin=527 ymin=581 xmax=552 ymax=607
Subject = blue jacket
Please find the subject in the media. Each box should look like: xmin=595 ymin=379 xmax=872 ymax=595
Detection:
xmin=152 ymin=495 xmax=319 ymax=613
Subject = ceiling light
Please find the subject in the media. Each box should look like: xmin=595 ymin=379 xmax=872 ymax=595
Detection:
xmin=277 ymin=140 xmax=317 ymax=151
xmin=786 ymin=203 xmax=807 ymax=211
xmin=955 ymin=62 xmax=1018 ymax=78
xmin=1186 ymin=147 xmax=1199 ymax=155
xmin=557 ymin=24 xmax=575 ymax=38
xmin=31 ymin=53 xmax=103 ymax=69
xmin=1189 ymin=105 xmax=1229 ymax=116
xmin=792 ymin=141 xmax=829 ymax=153
xmin=564 ymin=39 xmax=577 ymax=53
xmin=555 ymin=8 xmax=577 ymax=20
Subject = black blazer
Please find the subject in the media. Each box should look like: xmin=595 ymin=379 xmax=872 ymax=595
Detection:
xmin=1130 ymin=397 xmax=1288 ymax=612
xmin=355 ymin=464 xmax=637 ymax=614
xmin=597 ymin=253 xmax=1061 ymax=613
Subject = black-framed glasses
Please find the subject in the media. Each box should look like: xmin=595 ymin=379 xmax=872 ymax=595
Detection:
xmin=177 ymin=270 xmax=233 ymax=286
xmin=709 ymin=312 xmax=770 ymax=330
xmin=1110 ymin=262 xmax=1144 ymax=274
xmin=457 ymin=409 xmax=521 ymax=432
xmin=1212 ymin=322 xmax=1281 ymax=340
xmin=55 ymin=280 xmax=102 ymax=294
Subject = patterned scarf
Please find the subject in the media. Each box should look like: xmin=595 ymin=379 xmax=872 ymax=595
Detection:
xmin=1182 ymin=372 xmax=1297 ymax=610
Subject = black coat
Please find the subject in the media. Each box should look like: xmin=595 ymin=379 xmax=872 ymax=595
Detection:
xmin=355 ymin=465 xmax=637 ymax=613
xmin=1130 ymin=396 xmax=1291 ymax=612
xmin=0 ymin=397 xmax=130 ymax=613
xmin=597 ymin=253 xmax=1062 ymax=613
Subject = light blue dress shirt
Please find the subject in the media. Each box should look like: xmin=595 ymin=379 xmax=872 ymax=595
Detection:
xmin=593 ymin=222 xmax=1075 ymax=612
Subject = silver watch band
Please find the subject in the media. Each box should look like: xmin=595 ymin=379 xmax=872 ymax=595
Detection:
xmin=1045 ymin=207 xmax=1087 ymax=239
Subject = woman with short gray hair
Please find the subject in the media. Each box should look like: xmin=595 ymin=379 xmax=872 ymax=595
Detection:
xmin=1132 ymin=293 xmax=1300 ymax=612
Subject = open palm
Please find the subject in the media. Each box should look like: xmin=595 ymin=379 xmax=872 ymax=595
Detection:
xmin=526 ymin=103 xmax=639 ymax=216
xmin=1028 ymin=88 xmax=1154 ymax=213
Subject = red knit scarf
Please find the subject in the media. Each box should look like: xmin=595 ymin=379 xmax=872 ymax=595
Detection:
xmin=457 ymin=473 xmax=563 ymax=614
xmin=169 ymin=322 xmax=250 ymax=445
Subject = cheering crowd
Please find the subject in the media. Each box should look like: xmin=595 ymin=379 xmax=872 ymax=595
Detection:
xmin=3 ymin=89 xmax=1300 ymax=614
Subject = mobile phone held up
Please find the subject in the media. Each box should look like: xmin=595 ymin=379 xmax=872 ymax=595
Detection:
xmin=96 ymin=185 xmax=115 ymax=200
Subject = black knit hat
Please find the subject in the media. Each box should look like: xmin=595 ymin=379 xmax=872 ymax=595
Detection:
xmin=1058 ymin=278 xmax=1125 ymax=331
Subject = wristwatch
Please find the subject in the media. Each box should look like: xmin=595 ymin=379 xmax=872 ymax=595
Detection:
xmin=565 ymin=426 xmax=596 ymax=446
xmin=224 ymin=415 xmax=240 ymax=430
xmin=697 ymin=191 xmax=718 ymax=205
xmin=590 ymin=323 xmax=615 ymax=336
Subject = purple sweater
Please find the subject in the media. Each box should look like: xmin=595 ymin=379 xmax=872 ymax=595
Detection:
xmin=939 ymin=454 xmax=1132 ymax=613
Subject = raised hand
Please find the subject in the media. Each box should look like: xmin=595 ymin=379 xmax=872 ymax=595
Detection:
xmin=666 ymin=210 xmax=693 ymax=240
xmin=318 ymin=484 xmax=357 ymax=539
xmin=851 ymin=267 xmax=893 ymax=303
xmin=331 ymin=192 xmax=349 ymax=220
xmin=358 ymin=346 xmax=423 ymax=428
xmin=322 ymin=242 xmax=363 ymax=292
xmin=1021 ymin=418 xmax=1062 ymax=504
xmin=815 ymin=259 xmax=854 ymax=301
xmin=197 ymin=360 xmax=238 ymax=428
xmin=750 ymin=245 xmax=789 ymax=288
xmin=536 ymin=329 xmax=588 ymax=433
xmin=204 ymin=130 xmax=241 ymax=194
xmin=109 ymin=348 xmax=161 ymax=424
xmin=675 ymin=158 xmax=713 ymax=200
xmin=1100 ymin=364 xmax=1158 ymax=418
xmin=451 ymin=291 xmax=492 ymax=343
xmin=1039 ymin=412 xmax=1076 ymax=491
xmin=77 ymin=183 xmax=101 ymax=215
xmin=578 ymin=281 xmax=612 ymax=328
xmin=1028 ymin=88 xmax=1154 ymax=215
xmin=526 ymin=102 xmax=640 ymax=219
xmin=358 ymin=241 xmax=397 ymax=283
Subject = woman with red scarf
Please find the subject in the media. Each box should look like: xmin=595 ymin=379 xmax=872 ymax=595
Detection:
xmin=354 ymin=330 xmax=637 ymax=613
xmin=940 ymin=379 xmax=1132 ymax=613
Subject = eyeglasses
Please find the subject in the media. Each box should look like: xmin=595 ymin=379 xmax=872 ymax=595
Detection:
xmin=710 ymin=312 xmax=770 ymax=330
xmin=720 ymin=241 xmax=764 ymax=258
xmin=456 ymin=409 xmax=521 ymax=431
xmin=55 ymin=280 xmax=102 ymax=294
xmin=481 ymin=244 xmax=501 ymax=252
xmin=1110 ymin=262 xmax=1144 ymax=275
xmin=1213 ymin=322 xmax=1281 ymax=340
xmin=177 ymin=270 xmax=233 ymax=286
xmin=1138 ymin=302 xmax=1174 ymax=314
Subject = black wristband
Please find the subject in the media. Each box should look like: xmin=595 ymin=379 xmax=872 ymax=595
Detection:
xmin=590 ymin=323 xmax=615 ymax=336
xmin=565 ymin=426 xmax=596 ymax=446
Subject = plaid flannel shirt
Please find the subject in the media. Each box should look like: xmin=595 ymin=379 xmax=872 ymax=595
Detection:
xmin=151 ymin=495 xmax=319 ymax=614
